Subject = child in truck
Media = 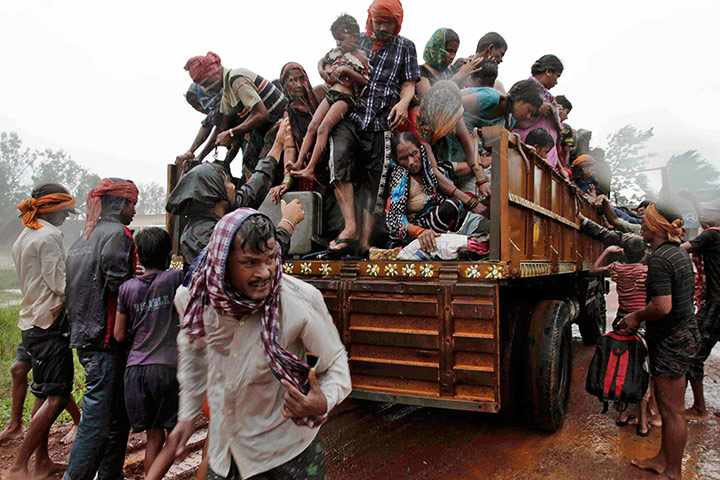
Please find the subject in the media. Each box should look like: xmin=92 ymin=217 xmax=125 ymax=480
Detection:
xmin=590 ymin=235 xmax=658 ymax=436
xmin=289 ymin=14 xmax=369 ymax=182
xmin=113 ymin=228 xmax=184 ymax=474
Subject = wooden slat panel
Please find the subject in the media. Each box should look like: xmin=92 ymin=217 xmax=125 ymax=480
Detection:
xmin=352 ymin=375 xmax=439 ymax=397
xmin=349 ymin=297 xmax=438 ymax=316
xmin=452 ymin=335 xmax=496 ymax=353
xmin=454 ymin=352 xmax=494 ymax=370
xmin=455 ymin=384 xmax=496 ymax=402
xmin=351 ymin=360 xmax=438 ymax=382
xmin=453 ymin=369 xmax=495 ymax=386
xmin=349 ymin=329 xmax=438 ymax=349
xmin=350 ymin=344 xmax=439 ymax=365
xmin=451 ymin=301 xmax=495 ymax=319
xmin=453 ymin=318 xmax=495 ymax=336
xmin=348 ymin=313 xmax=438 ymax=332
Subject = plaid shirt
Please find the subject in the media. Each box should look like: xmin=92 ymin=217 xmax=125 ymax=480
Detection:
xmin=353 ymin=34 xmax=420 ymax=132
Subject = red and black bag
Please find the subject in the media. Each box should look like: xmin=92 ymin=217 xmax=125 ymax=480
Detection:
xmin=586 ymin=331 xmax=649 ymax=413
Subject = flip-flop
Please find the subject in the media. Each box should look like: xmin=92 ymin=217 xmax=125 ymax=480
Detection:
xmin=616 ymin=414 xmax=636 ymax=426
xmin=636 ymin=423 xmax=650 ymax=437
xmin=328 ymin=238 xmax=358 ymax=258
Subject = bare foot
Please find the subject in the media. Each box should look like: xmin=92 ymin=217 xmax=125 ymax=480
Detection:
xmin=34 ymin=459 xmax=67 ymax=480
xmin=649 ymin=415 xmax=663 ymax=427
xmin=290 ymin=168 xmax=316 ymax=182
xmin=0 ymin=425 xmax=24 ymax=443
xmin=4 ymin=466 xmax=32 ymax=480
xmin=684 ymin=406 xmax=711 ymax=420
xmin=61 ymin=424 xmax=78 ymax=444
xmin=631 ymin=455 xmax=666 ymax=475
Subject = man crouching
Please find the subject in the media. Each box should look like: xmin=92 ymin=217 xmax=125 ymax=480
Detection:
xmin=170 ymin=208 xmax=351 ymax=479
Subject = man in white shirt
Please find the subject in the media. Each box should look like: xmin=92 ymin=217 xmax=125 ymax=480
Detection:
xmin=5 ymin=184 xmax=77 ymax=480
xmin=169 ymin=208 xmax=351 ymax=480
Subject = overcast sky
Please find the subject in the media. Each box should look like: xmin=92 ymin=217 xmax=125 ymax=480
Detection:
xmin=1 ymin=0 xmax=718 ymax=190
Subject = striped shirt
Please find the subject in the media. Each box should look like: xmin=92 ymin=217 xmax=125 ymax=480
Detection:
xmin=220 ymin=68 xmax=287 ymax=124
xmin=645 ymin=242 xmax=696 ymax=343
xmin=353 ymin=35 xmax=421 ymax=132
xmin=609 ymin=262 xmax=648 ymax=313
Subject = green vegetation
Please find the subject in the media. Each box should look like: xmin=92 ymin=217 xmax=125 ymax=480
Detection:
xmin=0 ymin=267 xmax=19 ymax=290
xmin=0 ymin=305 xmax=85 ymax=427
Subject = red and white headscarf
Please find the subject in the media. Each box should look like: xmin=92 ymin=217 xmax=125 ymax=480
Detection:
xmin=184 ymin=52 xmax=222 ymax=84
xmin=84 ymin=178 xmax=138 ymax=238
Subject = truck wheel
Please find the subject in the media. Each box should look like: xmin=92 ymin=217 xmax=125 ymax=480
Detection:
xmin=578 ymin=279 xmax=607 ymax=345
xmin=523 ymin=300 xmax=573 ymax=432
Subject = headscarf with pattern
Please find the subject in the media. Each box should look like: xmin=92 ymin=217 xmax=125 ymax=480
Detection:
xmin=84 ymin=178 xmax=138 ymax=238
xmin=423 ymin=28 xmax=454 ymax=71
xmin=181 ymin=208 xmax=325 ymax=428
xmin=17 ymin=193 xmax=76 ymax=230
xmin=416 ymin=80 xmax=464 ymax=144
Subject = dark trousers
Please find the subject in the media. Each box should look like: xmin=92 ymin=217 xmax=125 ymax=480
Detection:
xmin=687 ymin=301 xmax=720 ymax=381
xmin=63 ymin=349 xmax=130 ymax=480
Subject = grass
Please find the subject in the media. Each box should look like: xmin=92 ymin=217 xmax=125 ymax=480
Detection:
xmin=0 ymin=268 xmax=19 ymax=290
xmin=0 ymin=305 xmax=85 ymax=427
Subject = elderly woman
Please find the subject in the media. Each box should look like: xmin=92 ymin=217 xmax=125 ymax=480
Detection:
xmin=385 ymin=132 xmax=485 ymax=250
xmin=512 ymin=54 xmax=566 ymax=174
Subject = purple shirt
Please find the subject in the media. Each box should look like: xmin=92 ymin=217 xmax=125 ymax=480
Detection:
xmin=118 ymin=270 xmax=183 ymax=367
xmin=512 ymin=76 xmax=562 ymax=169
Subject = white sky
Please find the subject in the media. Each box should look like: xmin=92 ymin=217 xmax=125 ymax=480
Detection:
xmin=1 ymin=0 xmax=719 ymax=189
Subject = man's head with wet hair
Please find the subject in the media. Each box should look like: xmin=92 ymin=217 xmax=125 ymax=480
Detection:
xmin=470 ymin=58 xmax=498 ymax=87
xmin=476 ymin=32 xmax=507 ymax=63
xmin=234 ymin=215 xmax=277 ymax=254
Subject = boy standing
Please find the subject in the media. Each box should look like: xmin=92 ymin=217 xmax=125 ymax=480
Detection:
xmin=114 ymin=228 xmax=183 ymax=474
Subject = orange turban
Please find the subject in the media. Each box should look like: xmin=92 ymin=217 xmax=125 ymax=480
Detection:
xmin=184 ymin=52 xmax=222 ymax=84
xmin=366 ymin=0 xmax=404 ymax=51
xmin=643 ymin=203 xmax=684 ymax=243
xmin=84 ymin=179 xmax=139 ymax=238
xmin=572 ymin=154 xmax=595 ymax=167
xmin=17 ymin=193 xmax=76 ymax=230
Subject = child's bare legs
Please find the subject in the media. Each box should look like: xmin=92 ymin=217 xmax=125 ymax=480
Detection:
xmin=0 ymin=361 xmax=30 ymax=442
xmin=61 ymin=395 xmax=81 ymax=444
xmin=293 ymin=99 xmax=331 ymax=171
xmin=294 ymin=100 xmax=349 ymax=182
xmin=638 ymin=399 xmax=650 ymax=434
xmin=145 ymin=428 xmax=166 ymax=475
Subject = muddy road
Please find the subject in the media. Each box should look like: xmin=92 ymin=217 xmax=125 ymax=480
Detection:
xmin=1 ymin=287 xmax=719 ymax=479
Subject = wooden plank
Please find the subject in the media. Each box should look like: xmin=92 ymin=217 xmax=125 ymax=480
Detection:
xmin=452 ymin=335 xmax=496 ymax=354
xmin=349 ymin=297 xmax=438 ymax=316
xmin=349 ymin=329 xmax=438 ymax=349
xmin=350 ymin=360 xmax=438 ymax=382
xmin=439 ymin=285 xmax=454 ymax=396
xmin=453 ymin=368 xmax=496 ymax=387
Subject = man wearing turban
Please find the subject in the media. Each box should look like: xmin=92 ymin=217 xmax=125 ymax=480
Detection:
xmin=5 ymin=184 xmax=77 ymax=480
xmin=618 ymin=203 xmax=699 ymax=480
xmin=63 ymin=178 xmax=139 ymax=480
xmin=183 ymin=51 xmax=288 ymax=177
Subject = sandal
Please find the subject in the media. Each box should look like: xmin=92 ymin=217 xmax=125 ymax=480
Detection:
xmin=327 ymin=238 xmax=358 ymax=258
xmin=616 ymin=414 xmax=636 ymax=427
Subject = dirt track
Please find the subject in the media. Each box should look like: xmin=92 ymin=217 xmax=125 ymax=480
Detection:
xmin=1 ymin=287 xmax=719 ymax=479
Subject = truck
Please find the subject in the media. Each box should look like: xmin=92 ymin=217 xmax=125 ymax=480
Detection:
xmin=167 ymin=126 xmax=607 ymax=432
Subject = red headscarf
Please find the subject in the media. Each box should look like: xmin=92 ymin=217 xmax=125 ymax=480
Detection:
xmin=366 ymin=0 xmax=404 ymax=52
xmin=84 ymin=179 xmax=139 ymax=238
xmin=184 ymin=52 xmax=222 ymax=84
xmin=280 ymin=62 xmax=319 ymax=113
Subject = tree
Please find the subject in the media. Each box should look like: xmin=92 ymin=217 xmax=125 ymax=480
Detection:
xmin=604 ymin=125 xmax=656 ymax=205
xmin=665 ymin=150 xmax=720 ymax=201
xmin=0 ymin=132 xmax=35 ymax=220
xmin=31 ymin=149 xmax=101 ymax=210
xmin=136 ymin=182 xmax=167 ymax=215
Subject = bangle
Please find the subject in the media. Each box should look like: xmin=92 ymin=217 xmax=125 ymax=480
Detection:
xmin=280 ymin=218 xmax=295 ymax=230
xmin=476 ymin=178 xmax=489 ymax=186
xmin=450 ymin=186 xmax=458 ymax=197
xmin=282 ymin=177 xmax=293 ymax=186
xmin=229 ymin=129 xmax=234 ymax=138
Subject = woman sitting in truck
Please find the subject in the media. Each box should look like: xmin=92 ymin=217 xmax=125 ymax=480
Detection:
xmin=385 ymin=132 xmax=486 ymax=251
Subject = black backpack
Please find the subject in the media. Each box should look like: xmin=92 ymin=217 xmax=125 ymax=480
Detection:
xmin=586 ymin=331 xmax=650 ymax=413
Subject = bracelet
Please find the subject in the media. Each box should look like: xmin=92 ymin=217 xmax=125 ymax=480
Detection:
xmin=279 ymin=218 xmax=296 ymax=230
xmin=450 ymin=186 xmax=458 ymax=197
xmin=282 ymin=177 xmax=293 ymax=186
xmin=476 ymin=178 xmax=489 ymax=186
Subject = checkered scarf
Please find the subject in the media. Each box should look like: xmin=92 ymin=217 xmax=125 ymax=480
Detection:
xmin=181 ymin=208 xmax=324 ymax=428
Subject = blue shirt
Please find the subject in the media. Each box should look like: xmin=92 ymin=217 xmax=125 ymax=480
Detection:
xmin=354 ymin=34 xmax=421 ymax=132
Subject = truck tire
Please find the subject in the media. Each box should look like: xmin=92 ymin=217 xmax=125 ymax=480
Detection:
xmin=578 ymin=279 xmax=607 ymax=345
xmin=523 ymin=300 xmax=573 ymax=432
